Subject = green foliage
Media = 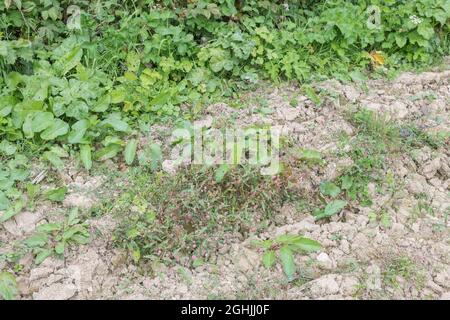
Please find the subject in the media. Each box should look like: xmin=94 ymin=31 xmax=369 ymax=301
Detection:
xmin=253 ymin=234 xmax=321 ymax=281
xmin=0 ymin=0 xmax=448 ymax=216
xmin=0 ymin=271 xmax=18 ymax=300
xmin=113 ymin=165 xmax=296 ymax=266
xmin=22 ymin=208 xmax=90 ymax=265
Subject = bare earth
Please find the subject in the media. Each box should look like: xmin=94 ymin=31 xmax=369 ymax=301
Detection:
xmin=1 ymin=64 xmax=449 ymax=300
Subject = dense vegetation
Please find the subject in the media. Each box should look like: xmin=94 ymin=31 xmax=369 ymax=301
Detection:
xmin=0 ymin=0 xmax=449 ymax=226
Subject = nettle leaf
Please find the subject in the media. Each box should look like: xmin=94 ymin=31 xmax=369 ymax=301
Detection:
xmin=124 ymin=139 xmax=138 ymax=165
xmin=80 ymin=145 xmax=92 ymax=170
xmin=0 ymin=272 xmax=18 ymax=300
xmin=45 ymin=186 xmax=68 ymax=202
xmin=319 ymin=181 xmax=341 ymax=197
xmin=262 ymin=250 xmax=276 ymax=268
xmin=40 ymin=119 xmax=69 ymax=140
xmin=279 ymin=245 xmax=296 ymax=281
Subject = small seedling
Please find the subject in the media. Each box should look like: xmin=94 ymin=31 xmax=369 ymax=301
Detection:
xmin=23 ymin=208 xmax=90 ymax=265
xmin=253 ymin=234 xmax=321 ymax=281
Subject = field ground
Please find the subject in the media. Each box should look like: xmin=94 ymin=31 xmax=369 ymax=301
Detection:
xmin=1 ymin=61 xmax=449 ymax=300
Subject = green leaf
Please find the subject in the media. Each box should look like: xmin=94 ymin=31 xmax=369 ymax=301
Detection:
xmin=80 ymin=145 xmax=92 ymax=170
xmin=68 ymin=119 xmax=89 ymax=144
xmin=215 ymin=164 xmax=230 ymax=183
xmin=316 ymin=200 xmax=347 ymax=220
xmin=37 ymin=223 xmax=62 ymax=233
xmin=43 ymin=151 xmax=64 ymax=170
xmin=24 ymin=233 xmax=49 ymax=248
xmin=34 ymin=248 xmax=53 ymax=265
xmin=0 ymin=140 xmax=17 ymax=156
xmin=67 ymin=208 xmax=79 ymax=226
xmin=31 ymin=112 xmax=54 ymax=133
xmin=395 ymin=34 xmax=407 ymax=48
xmin=0 ymin=191 xmax=9 ymax=211
xmin=0 ymin=272 xmax=18 ymax=300
xmin=341 ymin=175 xmax=353 ymax=190
xmin=94 ymin=144 xmax=122 ymax=161
xmin=290 ymin=237 xmax=321 ymax=252
xmin=262 ymin=250 xmax=276 ymax=268
xmin=319 ymin=181 xmax=341 ymax=197
xmin=40 ymin=119 xmax=69 ymax=141
xmin=45 ymin=186 xmax=68 ymax=202
xmin=124 ymin=139 xmax=138 ymax=165
xmin=102 ymin=117 xmax=130 ymax=133
xmin=298 ymin=149 xmax=322 ymax=163
xmin=57 ymin=46 xmax=83 ymax=76
xmin=417 ymin=24 xmax=434 ymax=40
xmin=55 ymin=242 xmax=65 ymax=255
xmin=279 ymin=245 xmax=296 ymax=281
xmin=149 ymin=143 xmax=162 ymax=171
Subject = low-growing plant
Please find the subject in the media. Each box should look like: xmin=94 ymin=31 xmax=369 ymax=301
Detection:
xmin=22 ymin=208 xmax=90 ymax=265
xmin=253 ymin=234 xmax=321 ymax=281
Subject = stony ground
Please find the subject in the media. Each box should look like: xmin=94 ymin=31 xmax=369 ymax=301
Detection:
xmin=1 ymin=63 xmax=449 ymax=300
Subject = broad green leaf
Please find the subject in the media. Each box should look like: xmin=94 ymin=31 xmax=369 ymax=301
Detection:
xmin=316 ymin=200 xmax=348 ymax=220
xmin=262 ymin=250 xmax=276 ymax=268
xmin=0 ymin=199 xmax=24 ymax=223
xmin=67 ymin=208 xmax=79 ymax=226
xmin=45 ymin=186 xmax=68 ymax=202
xmin=68 ymin=119 xmax=89 ymax=144
xmin=0 ymin=95 xmax=16 ymax=117
xmin=417 ymin=24 xmax=434 ymax=40
xmin=149 ymin=143 xmax=162 ymax=171
xmin=341 ymin=175 xmax=353 ymax=190
xmin=319 ymin=181 xmax=341 ymax=197
xmin=31 ymin=112 xmax=54 ymax=133
xmin=37 ymin=223 xmax=62 ymax=233
xmin=0 ymin=140 xmax=17 ymax=156
xmin=0 ymin=272 xmax=18 ymax=300
xmin=24 ymin=233 xmax=49 ymax=248
xmin=34 ymin=248 xmax=53 ymax=265
xmin=43 ymin=151 xmax=64 ymax=170
xmin=279 ymin=245 xmax=296 ymax=281
xmin=102 ymin=117 xmax=130 ymax=133
xmin=94 ymin=144 xmax=122 ymax=161
xmin=80 ymin=145 xmax=92 ymax=170
xmin=55 ymin=242 xmax=65 ymax=255
xmin=124 ymin=139 xmax=138 ymax=165
xmin=40 ymin=119 xmax=69 ymax=140
xmin=290 ymin=237 xmax=322 ymax=252
xmin=58 ymin=46 xmax=83 ymax=76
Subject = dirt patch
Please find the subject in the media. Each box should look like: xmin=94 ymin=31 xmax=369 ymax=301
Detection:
xmin=1 ymin=64 xmax=449 ymax=300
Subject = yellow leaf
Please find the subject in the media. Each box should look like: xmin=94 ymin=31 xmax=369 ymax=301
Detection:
xmin=370 ymin=51 xmax=385 ymax=65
